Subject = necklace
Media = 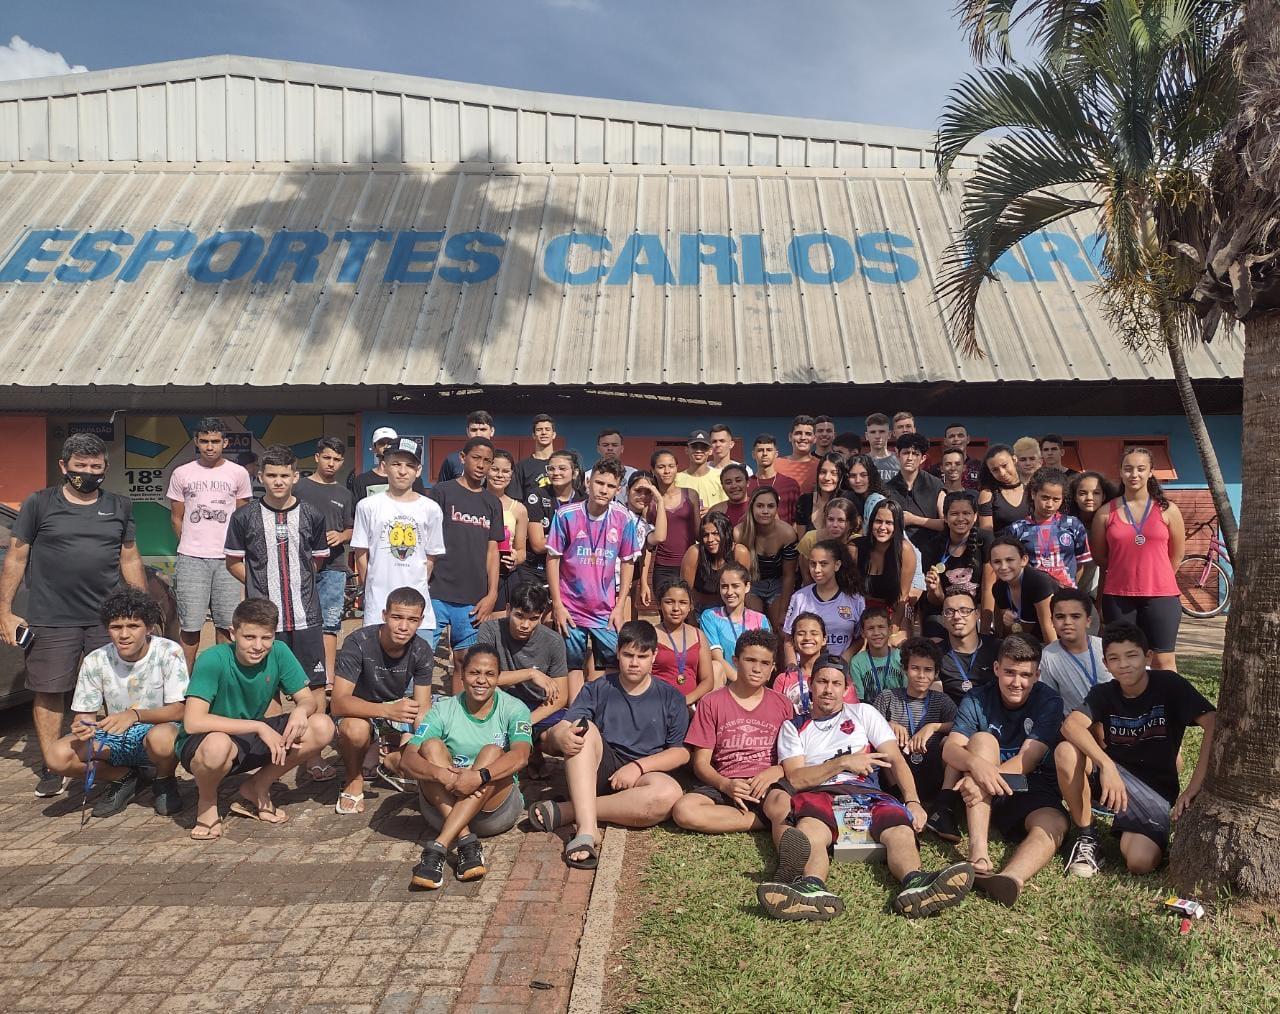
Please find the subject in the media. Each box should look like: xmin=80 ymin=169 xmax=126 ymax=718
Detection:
xmin=1121 ymin=497 xmax=1155 ymax=546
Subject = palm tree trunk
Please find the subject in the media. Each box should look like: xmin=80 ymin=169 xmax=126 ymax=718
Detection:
xmin=1166 ymin=338 xmax=1239 ymax=561
xmin=1169 ymin=310 xmax=1280 ymax=909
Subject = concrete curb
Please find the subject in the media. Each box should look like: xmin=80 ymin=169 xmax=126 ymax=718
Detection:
xmin=567 ymin=826 xmax=628 ymax=1014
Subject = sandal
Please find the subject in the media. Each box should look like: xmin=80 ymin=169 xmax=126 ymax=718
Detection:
xmin=335 ymin=791 xmax=365 ymax=815
xmin=973 ymin=872 xmax=1022 ymax=907
xmin=229 ymin=798 xmax=289 ymax=825
xmin=563 ymin=832 xmax=600 ymax=870
xmin=190 ymin=817 xmax=223 ymax=841
xmin=308 ymin=761 xmax=338 ymax=782
xmin=527 ymin=799 xmax=566 ymax=833
xmin=970 ymin=854 xmax=994 ymax=877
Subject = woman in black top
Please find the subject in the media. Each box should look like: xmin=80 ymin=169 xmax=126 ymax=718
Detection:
xmin=844 ymin=453 xmax=885 ymax=536
xmin=989 ymin=533 xmax=1057 ymax=643
xmin=977 ymin=444 xmax=1030 ymax=535
xmin=794 ymin=453 xmax=848 ymax=536
xmin=921 ymin=491 xmax=995 ymax=637
xmin=680 ymin=511 xmax=752 ymax=616
xmin=851 ymin=497 xmax=916 ymax=638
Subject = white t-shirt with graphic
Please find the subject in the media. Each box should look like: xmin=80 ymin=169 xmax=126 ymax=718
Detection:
xmin=70 ymin=637 xmax=189 ymax=716
xmin=775 ymin=702 xmax=896 ymax=790
xmin=351 ymin=493 xmax=446 ymax=631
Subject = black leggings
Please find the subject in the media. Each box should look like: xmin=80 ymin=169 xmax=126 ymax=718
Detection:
xmin=1101 ymin=594 xmax=1182 ymax=653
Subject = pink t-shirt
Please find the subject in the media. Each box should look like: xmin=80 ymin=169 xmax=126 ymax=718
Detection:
xmin=166 ymin=459 xmax=253 ymax=558
xmin=685 ymin=685 xmax=795 ymax=779
xmin=547 ymin=501 xmax=643 ymax=627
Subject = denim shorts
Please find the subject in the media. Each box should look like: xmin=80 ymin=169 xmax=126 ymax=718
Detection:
xmin=427 ymin=599 xmax=479 ymax=651
xmin=564 ymin=625 xmax=619 ymax=669
xmin=93 ymin=722 xmax=157 ymax=768
xmin=315 ymin=569 xmax=347 ymax=635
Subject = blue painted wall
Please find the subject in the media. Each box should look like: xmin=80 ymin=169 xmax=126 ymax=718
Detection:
xmin=357 ymin=410 xmax=1242 ymax=514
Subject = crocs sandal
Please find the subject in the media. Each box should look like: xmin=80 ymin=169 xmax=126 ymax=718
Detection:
xmin=335 ymin=791 xmax=365 ymax=815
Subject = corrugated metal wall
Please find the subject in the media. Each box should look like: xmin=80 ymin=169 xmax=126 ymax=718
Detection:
xmin=0 ymin=56 xmax=975 ymax=171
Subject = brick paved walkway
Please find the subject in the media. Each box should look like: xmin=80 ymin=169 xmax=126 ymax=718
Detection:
xmin=0 ymin=709 xmax=593 ymax=1013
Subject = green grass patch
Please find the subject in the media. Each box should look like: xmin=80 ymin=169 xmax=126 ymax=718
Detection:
xmin=618 ymin=654 xmax=1280 ymax=1013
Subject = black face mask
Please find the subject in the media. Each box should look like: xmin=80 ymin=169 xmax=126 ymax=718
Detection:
xmin=64 ymin=470 xmax=106 ymax=494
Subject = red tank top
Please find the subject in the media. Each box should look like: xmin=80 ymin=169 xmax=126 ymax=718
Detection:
xmin=1102 ymin=498 xmax=1179 ymax=597
xmin=653 ymin=631 xmax=702 ymax=696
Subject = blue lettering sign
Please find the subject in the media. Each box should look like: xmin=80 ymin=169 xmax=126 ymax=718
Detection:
xmin=856 ymin=231 xmax=918 ymax=284
xmin=55 ymin=230 xmax=134 ymax=283
xmin=253 ymin=230 xmax=329 ymax=284
xmin=439 ymin=231 xmax=503 ymax=284
xmin=606 ymin=233 xmax=674 ymax=286
xmin=789 ymin=233 xmax=855 ymax=284
xmin=679 ymin=233 xmax=739 ymax=286
xmin=739 ymin=234 xmax=792 ymax=286
xmin=544 ymin=233 xmax=611 ymax=285
xmin=333 ymin=230 xmax=389 ymax=284
xmin=119 ymin=230 xmax=198 ymax=283
xmin=187 ymin=231 xmax=264 ymax=283
xmin=0 ymin=229 xmax=78 ymax=282
xmin=384 ymin=230 xmax=444 ymax=283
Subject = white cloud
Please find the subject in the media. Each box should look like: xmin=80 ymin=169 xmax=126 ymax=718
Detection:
xmin=0 ymin=36 xmax=87 ymax=83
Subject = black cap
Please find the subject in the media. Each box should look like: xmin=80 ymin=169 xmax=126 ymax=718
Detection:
xmin=687 ymin=429 xmax=711 ymax=446
xmin=813 ymin=654 xmax=851 ymax=682
xmin=382 ymin=437 xmax=422 ymax=462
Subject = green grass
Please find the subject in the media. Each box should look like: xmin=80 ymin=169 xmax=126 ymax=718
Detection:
xmin=617 ymin=654 xmax=1280 ymax=1014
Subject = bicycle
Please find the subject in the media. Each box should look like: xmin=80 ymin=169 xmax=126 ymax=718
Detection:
xmin=1176 ymin=516 xmax=1233 ymax=619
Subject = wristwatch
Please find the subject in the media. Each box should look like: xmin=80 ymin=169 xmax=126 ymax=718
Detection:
xmin=477 ymin=767 xmax=492 ymax=786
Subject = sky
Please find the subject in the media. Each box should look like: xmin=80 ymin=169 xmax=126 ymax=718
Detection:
xmin=0 ymin=1 xmax=982 ymax=131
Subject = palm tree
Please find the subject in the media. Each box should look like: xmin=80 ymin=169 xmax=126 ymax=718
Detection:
xmin=1170 ymin=0 xmax=1280 ymax=906
xmin=937 ymin=0 xmax=1240 ymax=560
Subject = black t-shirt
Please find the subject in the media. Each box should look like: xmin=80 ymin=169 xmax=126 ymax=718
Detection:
xmin=514 ymin=455 xmax=552 ymax=502
xmin=937 ymin=634 xmax=1002 ymax=703
xmin=921 ymin=528 xmax=994 ymax=609
xmin=427 ymin=480 xmax=504 ymax=604
xmin=436 ymin=454 xmax=464 ymax=484
xmin=12 ymin=486 xmax=136 ymax=627
xmin=295 ymin=477 xmax=355 ymax=572
xmin=886 ymin=469 xmax=945 ymax=530
xmin=1078 ymin=669 xmax=1214 ymax=802
xmin=523 ymin=480 xmax=582 ymax=573
xmin=474 ymin=617 xmax=569 ymax=708
xmin=334 ymin=624 xmax=435 ymax=703
xmin=994 ymin=567 xmax=1058 ymax=642
xmin=346 ymin=468 xmax=425 ymax=503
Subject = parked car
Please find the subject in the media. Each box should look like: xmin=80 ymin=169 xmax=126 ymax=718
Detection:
xmin=0 ymin=502 xmax=180 ymax=711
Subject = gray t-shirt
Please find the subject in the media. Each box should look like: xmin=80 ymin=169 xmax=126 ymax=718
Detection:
xmin=13 ymin=486 xmax=136 ymax=627
xmin=295 ymin=476 xmax=355 ymax=572
xmin=872 ymin=453 xmax=900 ymax=483
xmin=1038 ymin=636 xmax=1110 ymax=716
xmin=474 ymin=617 xmax=568 ymax=709
xmin=335 ymin=624 xmax=435 ymax=703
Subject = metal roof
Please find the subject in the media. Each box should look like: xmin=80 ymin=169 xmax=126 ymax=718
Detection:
xmin=0 ymin=163 xmax=1241 ymax=390
xmin=0 ymin=55 xmax=972 ymax=171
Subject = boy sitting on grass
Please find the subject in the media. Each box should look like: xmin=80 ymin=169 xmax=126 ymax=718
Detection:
xmin=529 ymin=620 xmax=690 ymax=870
xmin=757 ymin=655 xmax=974 ymax=922
xmin=872 ymin=637 xmax=956 ymax=807
xmin=1056 ymin=623 xmax=1216 ymax=878
xmin=45 ymin=588 xmax=187 ymax=818
xmin=177 ymin=597 xmax=334 ymax=840
xmin=672 ymin=629 xmax=794 ymax=833
xmin=848 ymin=606 xmax=902 ymax=701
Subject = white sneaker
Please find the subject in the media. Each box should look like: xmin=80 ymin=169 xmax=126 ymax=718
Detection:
xmin=1064 ymin=830 xmax=1103 ymax=878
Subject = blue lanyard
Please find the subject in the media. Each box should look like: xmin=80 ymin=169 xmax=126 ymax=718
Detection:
xmin=663 ymin=626 xmax=689 ymax=680
xmin=724 ymin=608 xmax=745 ymax=646
xmin=866 ymin=652 xmax=890 ymax=697
xmin=1065 ymin=646 xmax=1099 ymax=687
xmin=904 ymin=695 xmax=926 ymax=737
xmin=949 ymin=649 xmax=976 ymax=687
xmin=1121 ymin=497 xmax=1155 ymax=543
xmin=796 ymin=666 xmax=812 ymax=714
xmin=585 ymin=509 xmax=610 ymax=560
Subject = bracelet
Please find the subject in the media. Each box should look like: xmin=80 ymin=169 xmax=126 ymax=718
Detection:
xmin=904 ymin=798 xmax=921 ymax=805
xmin=131 ymin=708 xmax=142 ymax=724
xmin=632 ymin=760 xmax=645 ymax=776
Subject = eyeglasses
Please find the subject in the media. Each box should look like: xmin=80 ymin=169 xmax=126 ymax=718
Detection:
xmin=942 ymin=606 xmax=976 ymax=618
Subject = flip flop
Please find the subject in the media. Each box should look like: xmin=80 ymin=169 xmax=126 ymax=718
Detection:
xmin=970 ymin=854 xmax=994 ymax=876
xmin=307 ymin=761 xmax=338 ymax=782
xmin=563 ymin=833 xmax=600 ymax=870
xmin=229 ymin=799 xmax=289 ymax=825
xmin=335 ymin=791 xmax=365 ymax=815
xmin=527 ymin=799 xmax=566 ymax=833
xmin=190 ymin=817 xmax=222 ymax=841
xmin=973 ymin=872 xmax=1021 ymax=907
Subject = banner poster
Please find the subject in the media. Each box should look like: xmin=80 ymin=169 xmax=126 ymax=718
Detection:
xmin=118 ymin=414 xmax=356 ymax=571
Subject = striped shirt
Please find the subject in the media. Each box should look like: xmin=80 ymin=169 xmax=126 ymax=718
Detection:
xmin=225 ymin=499 xmax=329 ymax=631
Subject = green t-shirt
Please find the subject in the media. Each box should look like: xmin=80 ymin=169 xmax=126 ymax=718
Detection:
xmin=176 ymin=641 xmax=308 ymax=753
xmin=848 ymin=647 xmax=904 ymax=702
xmin=407 ymin=690 xmax=533 ymax=769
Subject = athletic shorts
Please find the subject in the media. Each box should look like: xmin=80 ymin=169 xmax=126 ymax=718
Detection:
xmin=1089 ymin=764 xmax=1173 ymax=852
xmin=92 ymin=722 xmax=158 ymax=768
xmin=689 ymin=783 xmax=766 ymax=820
xmin=175 ymin=554 xmax=242 ymax=632
xmin=593 ymin=737 xmax=639 ymax=796
xmin=427 ymin=599 xmax=479 ymax=652
xmin=990 ymin=772 xmax=1068 ymax=841
xmin=1100 ymin=594 xmax=1181 ymax=653
xmin=278 ymin=627 xmax=327 ymax=688
xmin=564 ymin=625 xmax=619 ymax=670
xmin=419 ymin=782 xmax=525 ymax=839
xmin=532 ymin=709 xmax=566 ymax=742
xmin=24 ymin=625 xmax=110 ymax=694
xmin=773 ymin=780 xmax=913 ymax=844
xmin=180 ymin=713 xmax=293 ymax=776
xmin=314 ymin=569 xmax=347 ymax=635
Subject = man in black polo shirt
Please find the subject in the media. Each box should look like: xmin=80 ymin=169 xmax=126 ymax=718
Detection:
xmin=887 ymin=432 xmax=944 ymax=538
xmin=0 ymin=432 xmax=148 ymax=797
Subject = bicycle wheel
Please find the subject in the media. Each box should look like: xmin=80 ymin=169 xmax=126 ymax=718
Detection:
xmin=1176 ymin=555 xmax=1232 ymax=618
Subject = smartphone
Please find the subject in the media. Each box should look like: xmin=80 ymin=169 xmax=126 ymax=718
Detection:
xmin=574 ymin=717 xmax=589 ymax=734
xmin=14 ymin=624 xmax=33 ymax=650
xmin=1003 ymin=774 xmax=1029 ymax=793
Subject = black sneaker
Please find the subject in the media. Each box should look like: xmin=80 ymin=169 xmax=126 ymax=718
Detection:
xmin=892 ymin=862 xmax=975 ymax=918
xmin=151 ymin=776 xmax=183 ymax=817
xmin=91 ymin=770 xmax=139 ymax=817
xmin=455 ymin=835 xmax=487 ymax=882
xmin=757 ymin=876 xmax=845 ymax=922
xmin=34 ymin=766 xmax=70 ymax=798
xmin=1064 ymin=827 xmax=1103 ymax=878
xmin=926 ymin=792 xmax=963 ymax=843
xmin=774 ymin=825 xmax=813 ymax=884
xmin=410 ymin=842 xmax=447 ymax=890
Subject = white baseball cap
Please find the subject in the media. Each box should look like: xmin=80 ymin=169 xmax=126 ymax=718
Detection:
xmin=371 ymin=426 xmax=398 ymax=447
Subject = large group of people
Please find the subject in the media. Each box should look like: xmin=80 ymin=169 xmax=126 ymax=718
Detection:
xmin=0 ymin=410 xmax=1214 ymax=921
